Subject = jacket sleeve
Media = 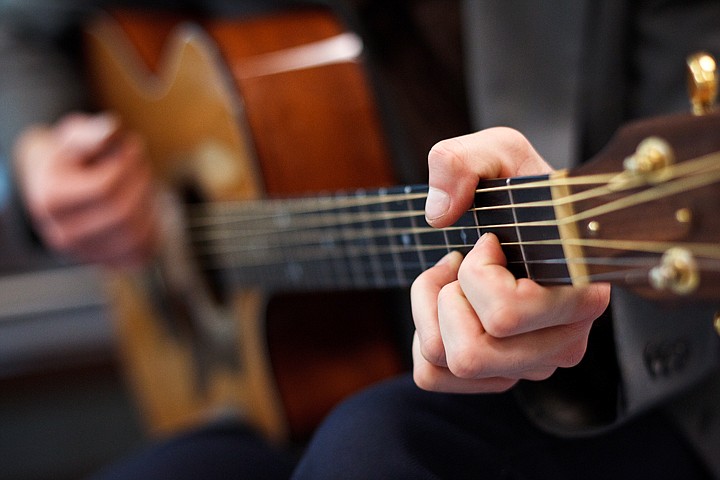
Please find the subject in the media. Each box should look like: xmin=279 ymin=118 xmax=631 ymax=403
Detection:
xmin=516 ymin=292 xmax=719 ymax=436
xmin=515 ymin=0 xmax=720 ymax=438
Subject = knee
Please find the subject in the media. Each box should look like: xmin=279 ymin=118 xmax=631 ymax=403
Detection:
xmin=293 ymin=376 xmax=418 ymax=479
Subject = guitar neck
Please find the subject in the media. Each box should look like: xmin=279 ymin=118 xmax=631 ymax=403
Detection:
xmin=187 ymin=174 xmax=570 ymax=291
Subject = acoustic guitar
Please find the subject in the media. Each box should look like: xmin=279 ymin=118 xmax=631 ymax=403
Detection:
xmin=84 ymin=7 xmax=720 ymax=443
xmin=84 ymin=7 xmax=406 ymax=443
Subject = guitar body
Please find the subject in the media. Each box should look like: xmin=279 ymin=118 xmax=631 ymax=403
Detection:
xmin=85 ymin=7 xmax=404 ymax=442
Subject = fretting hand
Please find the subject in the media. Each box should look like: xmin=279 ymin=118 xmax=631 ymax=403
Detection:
xmin=411 ymin=127 xmax=611 ymax=393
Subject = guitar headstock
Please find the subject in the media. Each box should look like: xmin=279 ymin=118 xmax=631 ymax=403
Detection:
xmin=555 ymin=53 xmax=720 ymax=302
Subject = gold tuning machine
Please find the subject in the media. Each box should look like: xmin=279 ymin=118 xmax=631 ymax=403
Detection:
xmin=649 ymin=247 xmax=699 ymax=296
xmin=687 ymin=51 xmax=718 ymax=115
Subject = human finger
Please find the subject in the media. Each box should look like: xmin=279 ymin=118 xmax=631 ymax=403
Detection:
xmin=458 ymin=233 xmax=610 ymax=338
xmin=53 ymin=112 xmax=123 ymax=164
xmin=425 ymin=127 xmax=552 ymax=228
xmin=410 ymin=250 xmax=463 ymax=367
xmin=411 ymin=332 xmax=518 ymax=393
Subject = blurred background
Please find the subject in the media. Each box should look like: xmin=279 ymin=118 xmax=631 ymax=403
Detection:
xmin=0 ymin=263 xmax=144 ymax=480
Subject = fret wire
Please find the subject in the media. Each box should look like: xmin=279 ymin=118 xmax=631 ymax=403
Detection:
xmin=312 ymin=196 xmax=341 ymax=286
xmin=188 ymin=163 xmax=719 ymax=240
xmin=196 ymin=218 xmax=720 ymax=261
xmin=340 ymin=194 xmax=366 ymax=287
xmin=469 ymin=184 xmax=484 ymax=250
xmin=188 ymin=167 xmax=717 ymax=238
xmin=506 ymin=177 xmax=531 ymax=278
xmin=191 ymin=214 xmax=562 ymax=244
xmin=441 ymin=224 xmax=451 ymax=255
xmin=406 ymin=186 xmax=426 ymax=271
xmin=362 ymin=190 xmax=386 ymax=287
xmin=185 ymin=151 xmax=720 ymax=236
xmin=203 ymin=237 xmax=720 ymax=272
xmin=208 ymin=254 xmax=720 ymax=280
xmin=207 ymin=250 xmax=720 ymax=274
xmin=380 ymin=187 xmax=406 ymax=285
xmin=193 ymin=222 xmax=522 ymax=257
xmin=188 ymin=153 xmax=720 ymax=291
xmin=185 ymin=170 xmax=622 ymax=222
xmin=202 ymin=251 xmax=720 ymax=289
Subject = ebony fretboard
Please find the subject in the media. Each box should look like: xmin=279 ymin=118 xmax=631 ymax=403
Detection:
xmin=188 ymin=175 xmax=570 ymax=291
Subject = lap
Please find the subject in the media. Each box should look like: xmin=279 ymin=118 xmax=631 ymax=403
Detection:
xmin=292 ymin=374 xmax=709 ymax=479
xmin=88 ymin=420 xmax=295 ymax=480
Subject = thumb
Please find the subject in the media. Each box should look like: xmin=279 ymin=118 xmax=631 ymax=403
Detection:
xmin=55 ymin=112 xmax=122 ymax=163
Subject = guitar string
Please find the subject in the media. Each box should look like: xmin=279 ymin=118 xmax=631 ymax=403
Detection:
xmin=195 ymin=221 xmax=720 ymax=285
xmin=182 ymin=151 xmax=720 ymax=283
xmin=184 ymin=150 xmax=720 ymax=248
xmin=191 ymin=214 xmax=720 ymax=273
xmin=190 ymin=216 xmax=720 ymax=261
xmin=200 ymin=244 xmax=720 ymax=287
xmin=189 ymin=166 xmax=720 ymax=261
xmin=186 ymin=146 xmax=720 ymax=222
xmin=197 ymin=238 xmax=720 ymax=269
xmin=185 ymin=173 xmax=607 ymax=225
xmin=185 ymin=149 xmax=720 ymax=226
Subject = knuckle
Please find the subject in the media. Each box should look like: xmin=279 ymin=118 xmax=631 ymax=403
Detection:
xmin=413 ymin=365 xmax=441 ymax=392
xmin=446 ymin=347 xmax=484 ymax=379
xmin=428 ymin=138 xmax=466 ymax=176
xmin=428 ymin=138 xmax=456 ymax=165
xmin=455 ymin=256 xmax=477 ymax=283
xmin=418 ymin=333 xmax=446 ymax=367
xmin=497 ymin=127 xmax=535 ymax=159
xmin=420 ymin=337 xmax=445 ymax=365
xmin=481 ymin=305 xmax=521 ymax=338
xmin=435 ymin=281 xmax=455 ymax=306
xmin=410 ymin=270 xmax=430 ymax=293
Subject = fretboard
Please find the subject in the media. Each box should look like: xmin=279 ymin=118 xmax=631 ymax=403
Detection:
xmin=187 ymin=175 xmax=570 ymax=292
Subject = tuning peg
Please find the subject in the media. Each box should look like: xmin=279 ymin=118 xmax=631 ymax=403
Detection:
xmin=649 ymin=247 xmax=699 ymax=296
xmin=687 ymin=51 xmax=718 ymax=115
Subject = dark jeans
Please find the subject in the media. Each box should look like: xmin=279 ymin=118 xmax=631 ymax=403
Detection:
xmin=87 ymin=420 xmax=295 ymax=480
xmin=292 ymin=374 xmax=710 ymax=479
xmin=89 ymin=374 xmax=710 ymax=479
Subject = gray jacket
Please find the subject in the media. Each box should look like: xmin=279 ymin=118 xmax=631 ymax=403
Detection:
xmin=460 ymin=0 xmax=720 ymax=476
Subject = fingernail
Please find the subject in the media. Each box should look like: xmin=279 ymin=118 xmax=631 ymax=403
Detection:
xmin=435 ymin=250 xmax=461 ymax=267
xmin=425 ymin=187 xmax=450 ymax=222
